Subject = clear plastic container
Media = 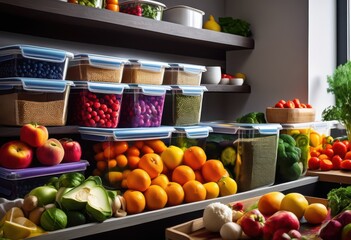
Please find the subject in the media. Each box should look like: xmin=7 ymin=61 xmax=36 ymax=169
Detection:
xmin=119 ymin=0 xmax=166 ymax=20
xmin=163 ymin=63 xmax=206 ymax=86
xmin=162 ymin=86 xmax=207 ymax=126
xmin=118 ymin=84 xmax=170 ymax=127
xmin=68 ymin=81 xmax=128 ymax=128
xmin=121 ymin=59 xmax=169 ymax=85
xmin=68 ymin=0 xmax=103 ymax=8
xmin=0 ymin=44 xmax=73 ymax=80
xmin=201 ymin=122 xmax=282 ymax=192
xmin=66 ymin=53 xmax=129 ymax=83
xmin=170 ymin=126 xmax=212 ymax=150
xmin=0 ymin=78 xmax=73 ymax=126
xmin=0 ymin=160 xmax=89 ymax=199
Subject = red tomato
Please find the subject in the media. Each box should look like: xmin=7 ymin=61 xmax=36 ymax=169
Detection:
xmin=284 ymin=100 xmax=295 ymax=108
xmin=275 ymin=102 xmax=284 ymax=108
xmin=293 ymin=98 xmax=301 ymax=108
xmin=278 ymin=99 xmax=286 ymax=105
xmin=106 ymin=4 xmax=119 ymax=11
xmin=106 ymin=0 xmax=118 ymax=4
xmin=345 ymin=151 xmax=351 ymax=160
xmin=331 ymin=155 xmax=343 ymax=170
xmin=332 ymin=141 xmax=347 ymax=159
xmin=308 ymin=157 xmax=320 ymax=170
xmin=310 ymin=151 xmax=321 ymax=158
xmin=68 ymin=0 xmax=78 ymax=3
xmin=306 ymin=104 xmax=313 ymax=108
xmin=343 ymin=140 xmax=350 ymax=151
xmin=323 ymin=148 xmax=334 ymax=159
xmin=300 ymin=103 xmax=307 ymax=108
xmin=341 ymin=160 xmax=351 ymax=170
xmin=318 ymin=154 xmax=329 ymax=161
xmin=320 ymin=159 xmax=333 ymax=171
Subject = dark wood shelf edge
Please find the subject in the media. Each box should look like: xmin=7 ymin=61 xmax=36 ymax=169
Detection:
xmin=202 ymin=84 xmax=251 ymax=93
xmin=0 ymin=0 xmax=254 ymax=60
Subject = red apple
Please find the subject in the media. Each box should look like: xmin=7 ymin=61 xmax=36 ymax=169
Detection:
xmin=20 ymin=123 xmax=49 ymax=148
xmin=263 ymin=210 xmax=300 ymax=240
xmin=237 ymin=209 xmax=265 ymax=238
xmin=0 ymin=140 xmax=33 ymax=169
xmin=318 ymin=219 xmax=343 ymax=240
xmin=59 ymin=138 xmax=82 ymax=162
xmin=36 ymin=138 xmax=64 ymax=166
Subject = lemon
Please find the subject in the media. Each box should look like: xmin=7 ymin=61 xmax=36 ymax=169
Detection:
xmin=203 ymin=15 xmax=221 ymax=32
xmin=217 ymin=176 xmax=237 ymax=196
xmin=280 ymin=192 xmax=309 ymax=220
xmin=160 ymin=145 xmax=184 ymax=170
xmin=203 ymin=182 xmax=220 ymax=199
xmin=2 ymin=217 xmax=45 ymax=240
xmin=234 ymin=73 xmax=246 ymax=80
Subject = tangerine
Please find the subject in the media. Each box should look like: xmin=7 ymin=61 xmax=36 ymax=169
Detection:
xmin=145 ymin=139 xmax=167 ymax=153
xmin=257 ymin=191 xmax=285 ymax=216
xmin=138 ymin=153 xmax=164 ymax=179
xmin=203 ymin=181 xmax=220 ymax=199
xmin=201 ymin=159 xmax=227 ymax=182
xmin=126 ymin=169 xmax=151 ymax=192
xmin=183 ymin=180 xmax=206 ymax=203
xmin=164 ymin=182 xmax=185 ymax=206
xmin=172 ymin=165 xmax=195 ymax=186
xmin=183 ymin=146 xmax=207 ymax=170
xmin=151 ymin=174 xmax=169 ymax=189
xmin=144 ymin=185 xmax=168 ymax=210
xmin=123 ymin=190 xmax=146 ymax=214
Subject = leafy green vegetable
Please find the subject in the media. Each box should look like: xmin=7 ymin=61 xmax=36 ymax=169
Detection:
xmin=236 ymin=112 xmax=266 ymax=123
xmin=218 ymin=17 xmax=252 ymax=37
xmin=322 ymin=61 xmax=351 ymax=133
xmin=327 ymin=185 xmax=351 ymax=217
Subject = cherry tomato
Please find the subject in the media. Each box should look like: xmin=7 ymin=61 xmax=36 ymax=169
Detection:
xmin=284 ymin=100 xmax=295 ymax=108
xmin=300 ymin=103 xmax=307 ymax=108
xmin=275 ymin=102 xmax=284 ymax=108
xmin=308 ymin=157 xmax=320 ymax=170
xmin=331 ymin=155 xmax=343 ymax=170
xmin=318 ymin=154 xmax=329 ymax=161
xmin=293 ymin=98 xmax=301 ymax=108
xmin=310 ymin=151 xmax=321 ymax=158
xmin=306 ymin=104 xmax=313 ymax=108
xmin=323 ymin=148 xmax=334 ymax=159
xmin=341 ymin=160 xmax=351 ymax=170
xmin=320 ymin=159 xmax=333 ymax=171
xmin=68 ymin=0 xmax=78 ymax=3
xmin=343 ymin=140 xmax=350 ymax=151
xmin=332 ymin=141 xmax=347 ymax=159
xmin=345 ymin=151 xmax=351 ymax=160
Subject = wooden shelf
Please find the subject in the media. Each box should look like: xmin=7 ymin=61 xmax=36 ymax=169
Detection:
xmin=306 ymin=170 xmax=351 ymax=185
xmin=0 ymin=0 xmax=254 ymax=61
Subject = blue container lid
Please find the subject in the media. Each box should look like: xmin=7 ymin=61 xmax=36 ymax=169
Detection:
xmin=167 ymin=63 xmax=206 ymax=74
xmin=72 ymin=81 xmax=128 ymax=94
xmin=127 ymin=84 xmax=171 ymax=96
xmin=174 ymin=126 xmax=213 ymax=139
xmin=200 ymin=121 xmax=282 ymax=135
xmin=280 ymin=121 xmax=339 ymax=130
xmin=70 ymin=54 xmax=129 ymax=68
xmin=0 ymin=160 xmax=89 ymax=180
xmin=78 ymin=126 xmax=175 ymax=141
xmin=0 ymin=77 xmax=73 ymax=93
xmin=126 ymin=59 xmax=170 ymax=72
xmin=0 ymin=44 xmax=74 ymax=62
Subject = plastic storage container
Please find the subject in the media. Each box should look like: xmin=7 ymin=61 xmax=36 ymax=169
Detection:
xmin=162 ymin=5 xmax=205 ymax=29
xmin=67 ymin=81 xmax=128 ymax=128
xmin=201 ymin=122 xmax=281 ymax=192
xmin=0 ymin=78 xmax=73 ymax=126
xmin=0 ymin=160 xmax=89 ymax=199
xmin=66 ymin=54 xmax=129 ymax=83
xmin=119 ymin=0 xmax=166 ymax=20
xmin=78 ymin=126 xmax=175 ymax=189
xmin=119 ymin=84 xmax=170 ymax=127
xmin=0 ymin=44 xmax=73 ymax=80
xmin=163 ymin=63 xmax=206 ymax=86
xmin=121 ymin=59 xmax=169 ymax=85
xmin=170 ymin=126 xmax=213 ymax=150
xmin=68 ymin=0 xmax=103 ymax=8
xmin=162 ymin=86 xmax=207 ymax=126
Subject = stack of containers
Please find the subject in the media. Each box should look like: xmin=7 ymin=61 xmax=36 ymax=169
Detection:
xmin=200 ymin=121 xmax=282 ymax=192
xmin=0 ymin=44 xmax=91 ymax=198
xmin=78 ymin=126 xmax=175 ymax=189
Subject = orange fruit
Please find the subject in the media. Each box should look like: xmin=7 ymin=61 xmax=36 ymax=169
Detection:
xmin=164 ymin=182 xmax=185 ymax=206
xmin=113 ymin=141 xmax=128 ymax=155
xmin=194 ymin=170 xmax=205 ymax=183
xmin=138 ymin=153 xmax=164 ymax=179
xmin=115 ymin=154 xmax=128 ymax=168
xmin=201 ymin=159 xmax=227 ymax=182
xmin=258 ymin=192 xmax=285 ymax=216
xmin=127 ymin=155 xmax=140 ymax=169
xmin=183 ymin=180 xmax=206 ymax=203
xmin=183 ymin=146 xmax=207 ymax=170
xmin=141 ymin=144 xmax=154 ymax=154
xmin=161 ymin=145 xmax=184 ymax=170
xmin=280 ymin=192 xmax=309 ymax=220
xmin=126 ymin=169 xmax=151 ymax=192
xmin=105 ymin=171 xmax=123 ymax=186
xmin=203 ymin=182 xmax=220 ymax=199
xmin=304 ymin=203 xmax=328 ymax=224
xmin=171 ymin=165 xmax=195 ymax=186
xmin=123 ymin=190 xmax=146 ymax=214
xmin=151 ymin=174 xmax=169 ymax=189
xmin=144 ymin=185 xmax=168 ymax=210
xmin=217 ymin=176 xmax=237 ymax=196
xmin=126 ymin=146 xmax=140 ymax=157
xmin=145 ymin=139 xmax=167 ymax=154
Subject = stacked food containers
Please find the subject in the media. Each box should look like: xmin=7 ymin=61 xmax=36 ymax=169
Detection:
xmin=200 ymin=122 xmax=282 ymax=192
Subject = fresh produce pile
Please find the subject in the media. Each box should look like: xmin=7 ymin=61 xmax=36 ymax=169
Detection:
xmin=273 ymin=98 xmax=313 ymax=109
xmin=0 ymin=123 xmax=82 ymax=169
xmin=202 ymin=191 xmax=330 ymax=240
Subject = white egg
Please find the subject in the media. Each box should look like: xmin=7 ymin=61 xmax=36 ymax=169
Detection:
xmin=219 ymin=222 xmax=242 ymax=240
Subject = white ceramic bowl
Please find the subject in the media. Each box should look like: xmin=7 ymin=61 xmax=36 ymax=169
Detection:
xmin=162 ymin=5 xmax=205 ymax=29
xmin=201 ymin=66 xmax=221 ymax=84
xmin=229 ymin=78 xmax=244 ymax=86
